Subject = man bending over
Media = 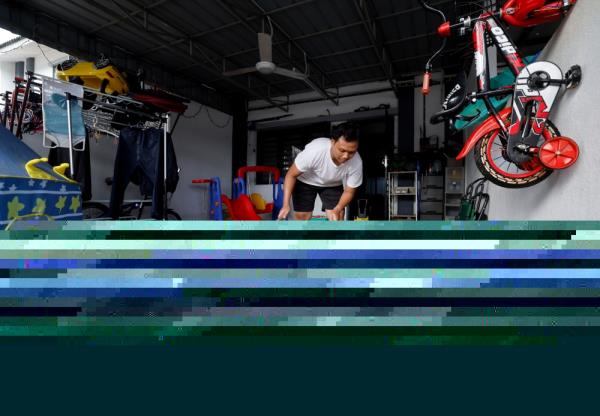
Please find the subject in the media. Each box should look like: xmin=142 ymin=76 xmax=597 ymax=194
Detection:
xmin=277 ymin=122 xmax=363 ymax=221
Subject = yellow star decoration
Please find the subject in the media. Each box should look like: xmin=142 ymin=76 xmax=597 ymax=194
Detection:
xmin=7 ymin=196 xmax=25 ymax=220
xmin=32 ymin=198 xmax=47 ymax=215
xmin=69 ymin=195 xmax=81 ymax=213
xmin=55 ymin=196 xmax=67 ymax=213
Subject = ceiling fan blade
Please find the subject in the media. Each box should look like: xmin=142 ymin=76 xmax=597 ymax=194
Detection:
xmin=222 ymin=67 xmax=257 ymax=77
xmin=258 ymin=32 xmax=272 ymax=62
xmin=273 ymin=66 xmax=307 ymax=80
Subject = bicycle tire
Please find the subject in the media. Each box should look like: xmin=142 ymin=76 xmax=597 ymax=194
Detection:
xmin=474 ymin=113 xmax=557 ymax=188
xmin=82 ymin=201 xmax=110 ymax=219
xmin=166 ymin=209 xmax=182 ymax=220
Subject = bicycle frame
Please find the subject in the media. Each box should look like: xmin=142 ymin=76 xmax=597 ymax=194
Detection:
xmin=455 ymin=11 xmax=526 ymax=159
xmin=421 ymin=0 xmax=580 ymax=186
xmin=447 ymin=3 xmax=575 ymax=161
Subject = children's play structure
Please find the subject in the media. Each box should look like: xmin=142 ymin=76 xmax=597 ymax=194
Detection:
xmin=193 ymin=166 xmax=283 ymax=220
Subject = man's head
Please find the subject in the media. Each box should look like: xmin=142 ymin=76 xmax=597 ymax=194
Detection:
xmin=330 ymin=122 xmax=359 ymax=165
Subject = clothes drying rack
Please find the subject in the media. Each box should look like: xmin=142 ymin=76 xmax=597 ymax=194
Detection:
xmin=2 ymin=72 xmax=173 ymax=220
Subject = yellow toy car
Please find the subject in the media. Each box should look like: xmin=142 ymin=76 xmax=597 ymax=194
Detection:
xmin=57 ymin=58 xmax=129 ymax=95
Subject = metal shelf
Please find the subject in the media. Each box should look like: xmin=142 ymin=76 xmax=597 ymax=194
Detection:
xmin=388 ymin=171 xmax=418 ymax=221
xmin=445 ymin=167 xmax=465 ymax=220
xmin=391 ymin=192 xmax=417 ymax=196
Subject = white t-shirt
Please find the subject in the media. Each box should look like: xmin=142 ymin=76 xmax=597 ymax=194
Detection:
xmin=294 ymin=138 xmax=363 ymax=188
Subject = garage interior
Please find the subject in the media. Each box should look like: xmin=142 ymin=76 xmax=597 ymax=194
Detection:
xmin=2 ymin=0 xmax=600 ymax=357
xmin=1 ymin=0 xmax=588 ymax=223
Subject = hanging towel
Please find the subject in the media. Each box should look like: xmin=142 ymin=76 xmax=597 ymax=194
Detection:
xmin=42 ymin=77 xmax=86 ymax=148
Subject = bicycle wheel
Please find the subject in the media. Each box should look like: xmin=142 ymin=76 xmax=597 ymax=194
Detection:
xmin=474 ymin=112 xmax=558 ymax=188
xmin=166 ymin=209 xmax=182 ymax=220
xmin=82 ymin=201 xmax=109 ymax=219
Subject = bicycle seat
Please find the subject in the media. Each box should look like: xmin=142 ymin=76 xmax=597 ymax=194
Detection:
xmin=430 ymin=71 xmax=467 ymax=124
xmin=502 ymin=0 xmax=575 ymax=28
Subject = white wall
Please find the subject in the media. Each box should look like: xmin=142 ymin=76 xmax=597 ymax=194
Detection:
xmin=0 ymin=40 xmax=67 ymax=81
xmin=169 ymin=103 xmax=233 ymax=219
xmin=0 ymin=61 xmax=14 ymax=93
xmin=483 ymin=1 xmax=597 ymax=220
xmin=1 ymin=39 xmax=67 ymax=122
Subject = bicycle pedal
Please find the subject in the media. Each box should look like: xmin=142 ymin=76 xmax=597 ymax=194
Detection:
xmin=565 ymin=65 xmax=582 ymax=89
xmin=514 ymin=143 xmax=532 ymax=153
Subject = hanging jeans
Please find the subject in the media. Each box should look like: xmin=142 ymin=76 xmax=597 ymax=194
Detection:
xmin=109 ymin=127 xmax=179 ymax=219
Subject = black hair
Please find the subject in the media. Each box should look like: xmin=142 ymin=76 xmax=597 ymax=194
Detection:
xmin=331 ymin=122 xmax=359 ymax=142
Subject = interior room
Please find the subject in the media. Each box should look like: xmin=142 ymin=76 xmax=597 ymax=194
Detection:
xmin=4 ymin=0 xmax=600 ymax=363
xmin=2 ymin=0 xmax=590 ymax=224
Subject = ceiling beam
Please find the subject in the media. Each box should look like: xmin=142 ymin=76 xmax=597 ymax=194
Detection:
xmin=118 ymin=1 xmax=295 ymax=102
xmin=0 ymin=0 xmax=234 ymax=114
xmin=353 ymin=0 xmax=398 ymax=97
xmin=136 ymin=0 xmax=318 ymax=58
xmin=325 ymin=51 xmax=461 ymax=75
xmin=241 ymin=0 xmax=338 ymax=105
xmin=255 ymin=46 xmax=465 ymax=91
xmin=295 ymin=0 xmax=454 ymax=42
xmin=203 ymin=29 xmax=459 ymax=87
xmin=220 ymin=0 xmax=455 ymax=61
xmin=87 ymin=0 xmax=169 ymax=34
xmin=308 ymin=30 xmax=437 ymax=62
xmin=311 ymin=45 xmax=373 ymax=61
xmin=168 ymin=0 xmax=456 ymax=82
xmin=95 ymin=0 xmax=290 ymax=112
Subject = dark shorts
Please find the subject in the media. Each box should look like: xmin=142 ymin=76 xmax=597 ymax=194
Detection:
xmin=292 ymin=180 xmax=343 ymax=212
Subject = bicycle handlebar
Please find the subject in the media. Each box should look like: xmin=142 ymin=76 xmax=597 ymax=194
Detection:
xmin=419 ymin=0 xmax=448 ymax=95
xmin=422 ymin=71 xmax=431 ymax=96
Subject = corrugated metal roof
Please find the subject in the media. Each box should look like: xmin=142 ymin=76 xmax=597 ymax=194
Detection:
xmin=0 ymin=35 xmax=24 ymax=50
xmin=0 ymin=0 xmax=556 ymax=111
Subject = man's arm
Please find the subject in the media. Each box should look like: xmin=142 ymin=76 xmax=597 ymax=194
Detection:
xmin=327 ymin=186 xmax=357 ymax=221
xmin=277 ymin=163 xmax=303 ymax=220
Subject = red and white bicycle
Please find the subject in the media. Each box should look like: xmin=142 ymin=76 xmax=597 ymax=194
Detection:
xmin=421 ymin=0 xmax=581 ymax=188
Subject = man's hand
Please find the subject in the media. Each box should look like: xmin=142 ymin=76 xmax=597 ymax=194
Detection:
xmin=325 ymin=208 xmax=343 ymax=221
xmin=328 ymin=188 xmax=355 ymax=222
xmin=280 ymin=164 xmax=302 ymax=221
xmin=278 ymin=205 xmax=291 ymax=220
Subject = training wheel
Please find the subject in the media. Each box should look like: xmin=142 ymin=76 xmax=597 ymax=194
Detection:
xmin=538 ymin=137 xmax=579 ymax=170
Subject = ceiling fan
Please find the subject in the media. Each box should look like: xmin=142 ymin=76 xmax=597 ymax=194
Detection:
xmin=222 ymin=18 xmax=333 ymax=101
xmin=222 ymin=26 xmax=309 ymax=81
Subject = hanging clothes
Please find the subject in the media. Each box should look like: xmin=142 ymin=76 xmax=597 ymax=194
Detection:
xmin=47 ymin=129 xmax=92 ymax=201
xmin=108 ymin=127 xmax=179 ymax=219
xmin=42 ymin=78 xmax=86 ymax=148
